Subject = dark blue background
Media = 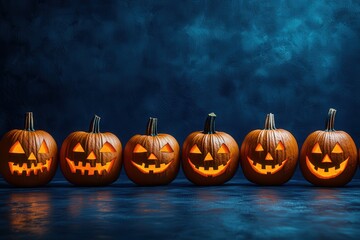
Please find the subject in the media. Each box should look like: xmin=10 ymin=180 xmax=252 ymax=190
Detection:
xmin=1 ymin=0 xmax=360 ymax=180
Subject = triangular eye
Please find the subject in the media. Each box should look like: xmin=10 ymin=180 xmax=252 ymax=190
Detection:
xmin=332 ymin=143 xmax=343 ymax=154
xmin=275 ymin=141 xmax=285 ymax=151
xmin=100 ymin=142 xmax=116 ymax=153
xmin=9 ymin=141 xmax=25 ymax=154
xmin=38 ymin=140 xmax=49 ymax=154
xmin=160 ymin=143 xmax=173 ymax=153
xmin=255 ymin=143 xmax=264 ymax=152
xmin=133 ymin=144 xmax=147 ymax=153
xmin=73 ymin=143 xmax=85 ymax=152
xmin=217 ymin=144 xmax=230 ymax=154
xmin=312 ymin=143 xmax=322 ymax=154
xmin=190 ymin=144 xmax=202 ymax=154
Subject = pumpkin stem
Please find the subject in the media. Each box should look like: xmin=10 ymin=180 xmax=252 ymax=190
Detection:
xmin=146 ymin=117 xmax=158 ymax=136
xmin=89 ymin=115 xmax=101 ymax=133
xmin=24 ymin=112 xmax=35 ymax=131
xmin=325 ymin=108 xmax=336 ymax=131
xmin=203 ymin=112 xmax=216 ymax=134
xmin=264 ymin=113 xmax=276 ymax=130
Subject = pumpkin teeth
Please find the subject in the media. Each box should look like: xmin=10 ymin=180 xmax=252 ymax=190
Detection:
xmin=305 ymin=156 xmax=348 ymax=179
xmin=131 ymin=161 xmax=173 ymax=174
xmin=187 ymin=158 xmax=231 ymax=177
xmin=8 ymin=158 xmax=52 ymax=176
xmin=66 ymin=158 xmax=115 ymax=176
xmin=247 ymin=157 xmax=287 ymax=175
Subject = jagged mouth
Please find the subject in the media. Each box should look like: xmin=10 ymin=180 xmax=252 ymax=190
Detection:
xmin=131 ymin=160 xmax=173 ymax=174
xmin=247 ymin=157 xmax=287 ymax=175
xmin=187 ymin=158 xmax=231 ymax=177
xmin=66 ymin=158 xmax=115 ymax=176
xmin=305 ymin=156 xmax=348 ymax=179
xmin=8 ymin=158 xmax=52 ymax=176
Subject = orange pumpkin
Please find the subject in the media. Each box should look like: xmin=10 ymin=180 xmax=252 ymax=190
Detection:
xmin=60 ymin=115 xmax=122 ymax=186
xmin=300 ymin=108 xmax=358 ymax=186
xmin=182 ymin=113 xmax=239 ymax=185
xmin=124 ymin=117 xmax=180 ymax=185
xmin=240 ymin=113 xmax=298 ymax=185
xmin=0 ymin=112 xmax=58 ymax=187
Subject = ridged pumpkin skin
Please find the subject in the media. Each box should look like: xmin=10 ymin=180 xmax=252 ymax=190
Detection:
xmin=182 ymin=113 xmax=239 ymax=185
xmin=240 ymin=113 xmax=298 ymax=185
xmin=300 ymin=108 xmax=358 ymax=187
xmin=0 ymin=112 xmax=58 ymax=187
xmin=124 ymin=118 xmax=180 ymax=186
xmin=60 ymin=115 xmax=122 ymax=186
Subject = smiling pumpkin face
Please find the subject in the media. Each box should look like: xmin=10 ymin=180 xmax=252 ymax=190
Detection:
xmin=240 ymin=113 xmax=298 ymax=185
xmin=300 ymin=108 xmax=358 ymax=187
xmin=0 ymin=112 xmax=58 ymax=187
xmin=60 ymin=115 xmax=122 ymax=186
xmin=124 ymin=118 xmax=180 ymax=186
xmin=182 ymin=113 xmax=239 ymax=185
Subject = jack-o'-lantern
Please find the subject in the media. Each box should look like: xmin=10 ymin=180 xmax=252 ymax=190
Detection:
xmin=0 ymin=112 xmax=58 ymax=187
xmin=182 ymin=113 xmax=239 ymax=185
xmin=300 ymin=108 xmax=358 ymax=187
xmin=240 ymin=113 xmax=298 ymax=185
xmin=60 ymin=115 xmax=122 ymax=186
xmin=124 ymin=117 xmax=180 ymax=185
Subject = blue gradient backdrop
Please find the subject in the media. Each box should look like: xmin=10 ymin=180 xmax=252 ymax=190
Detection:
xmin=1 ymin=0 xmax=360 ymax=179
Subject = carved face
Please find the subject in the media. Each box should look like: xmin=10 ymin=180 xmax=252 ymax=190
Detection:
xmin=8 ymin=140 xmax=53 ymax=176
xmin=246 ymin=141 xmax=288 ymax=175
xmin=305 ymin=142 xmax=348 ymax=179
xmin=131 ymin=142 xmax=175 ymax=174
xmin=65 ymin=141 xmax=118 ymax=176
xmin=188 ymin=143 xmax=231 ymax=177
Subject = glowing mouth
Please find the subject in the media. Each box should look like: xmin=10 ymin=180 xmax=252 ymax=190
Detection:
xmin=131 ymin=160 xmax=173 ymax=174
xmin=247 ymin=157 xmax=287 ymax=175
xmin=66 ymin=158 xmax=115 ymax=176
xmin=305 ymin=156 xmax=348 ymax=179
xmin=187 ymin=158 xmax=231 ymax=177
xmin=8 ymin=158 xmax=52 ymax=176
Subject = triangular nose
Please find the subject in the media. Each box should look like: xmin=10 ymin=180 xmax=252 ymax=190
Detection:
xmin=322 ymin=154 xmax=332 ymax=163
xmin=265 ymin=152 xmax=273 ymax=161
xmin=148 ymin=153 xmax=158 ymax=160
xmin=204 ymin=152 xmax=214 ymax=161
xmin=28 ymin=152 xmax=37 ymax=160
xmin=87 ymin=151 xmax=97 ymax=160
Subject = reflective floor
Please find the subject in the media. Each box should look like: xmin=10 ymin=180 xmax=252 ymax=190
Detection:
xmin=1 ymin=176 xmax=360 ymax=239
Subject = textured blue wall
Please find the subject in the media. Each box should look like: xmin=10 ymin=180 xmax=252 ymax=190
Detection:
xmin=1 ymin=0 xmax=360 ymax=179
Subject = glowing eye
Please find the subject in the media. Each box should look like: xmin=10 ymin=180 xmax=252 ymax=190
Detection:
xmin=38 ymin=140 xmax=49 ymax=154
xmin=133 ymin=144 xmax=147 ymax=153
xmin=100 ymin=142 xmax=116 ymax=153
xmin=9 ymin=141 xmax=25 ymax=154
xmin=255 ymin=143 xmax=264 ymax=152
xmin=332 ymin=143 xmax=343 ymax=154
xmin=312 ymin=143 xmax=322 ymax=154
xmin=160 ymin=143 xmax=173 ymax=153
xmin=217 ymin=144 xmax=230 ymax=154
xmin=275 ymin=141 xmax=285 ymax=151
xmin=73 ymin=143 xmax=85 ymax=152
xmin=190 ymin=145 xmax=202 ymax=154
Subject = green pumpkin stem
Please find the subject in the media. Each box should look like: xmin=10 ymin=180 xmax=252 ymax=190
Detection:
xmin=89 ymin=115 xmax=101 ymax=133
xmin=146 ymin=117 xmax=158 ymax=136
xmin=203 ymin=112 xmax=216 ymax=134
xmin=264 ymin=113 xmax=276 ymax=130
xmin=24 ymin=112 xmax=35 ymax=131
xmin=325 ymin=108 xmax=336 ymax=132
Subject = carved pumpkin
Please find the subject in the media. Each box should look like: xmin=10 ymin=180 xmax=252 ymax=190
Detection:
xmin=240 ymin=113 xmax=298 ymax=185
xmin=182 ymin=113 xmax=239 ymax=185
xmin=300 ymin=108 xmax=358 ymax=187
xmin=124 ymin=117 xmax=180 ymax=185
xmin=0 ymin=112 xmax=58 ymax=187
xmin=60 ymin=115 xmax=122 ymax=186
